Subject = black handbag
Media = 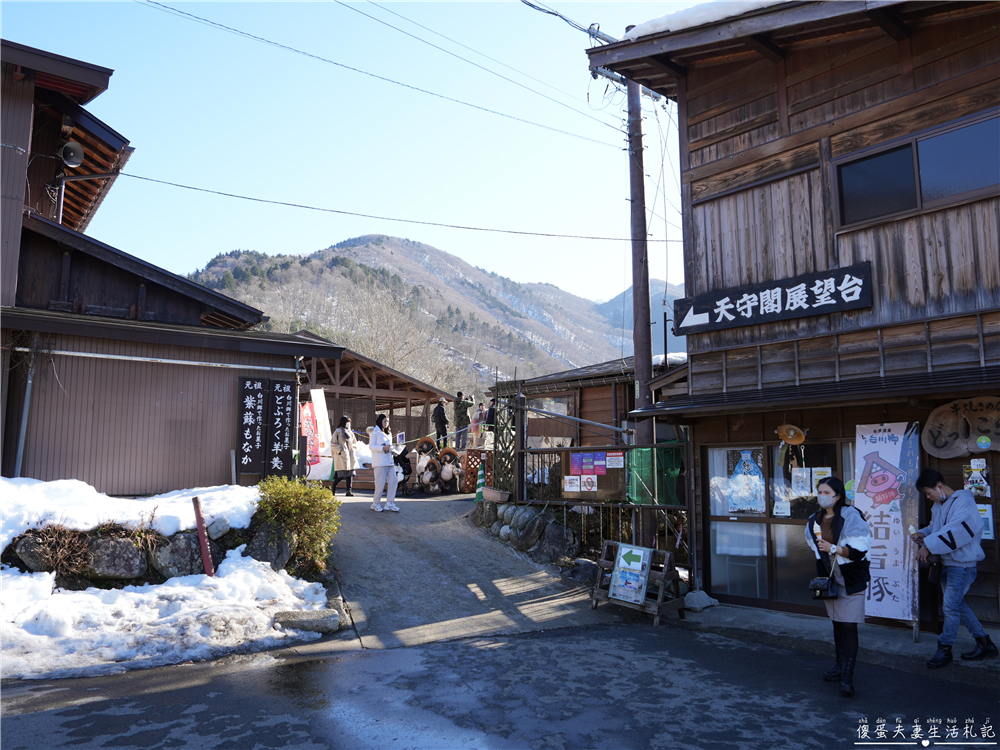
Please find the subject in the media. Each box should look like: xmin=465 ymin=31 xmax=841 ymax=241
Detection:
xmin=809 ymin=556 xmax=840 ymax=600
xmin=927 ymin=554 xmax=942 ymax=584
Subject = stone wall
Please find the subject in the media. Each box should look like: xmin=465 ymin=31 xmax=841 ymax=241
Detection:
xmin=470 ymin=500 xmax=581 ymax=564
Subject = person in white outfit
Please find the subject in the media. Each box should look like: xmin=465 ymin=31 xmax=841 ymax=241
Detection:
xmin=369 ymin=413 xmax=399 ymax=512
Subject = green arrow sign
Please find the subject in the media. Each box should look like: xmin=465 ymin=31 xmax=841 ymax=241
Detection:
xmin=622 ymin=549 xmax=642 ymax=566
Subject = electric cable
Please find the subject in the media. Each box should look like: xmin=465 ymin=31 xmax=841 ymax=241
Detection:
xmin=119 ymin=172 xmax=683 ymax=243
xmin=354 ymin=0 xmax=623 ymax=131
xmin=137 ymin=0 xmax=619 ymax=150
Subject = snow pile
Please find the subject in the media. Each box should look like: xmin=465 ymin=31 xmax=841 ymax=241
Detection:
xmin=1 ymin=477 xmax=258 ymax=550
xmin=0 ymin=478 xmax=330 ymax=680
xmin=623 ymin=1 xmax=787 ymax=41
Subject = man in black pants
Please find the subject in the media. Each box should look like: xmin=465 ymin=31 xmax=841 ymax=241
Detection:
xmin=432 ymin=397 xmax=449 ymax=450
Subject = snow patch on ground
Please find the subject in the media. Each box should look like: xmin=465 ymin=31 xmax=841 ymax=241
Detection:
xmin=0 ymin=478 xmax=330 ymax=680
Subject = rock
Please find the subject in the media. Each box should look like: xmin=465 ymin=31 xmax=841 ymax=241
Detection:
xmin=490 ymin=520 xmax=503 ymax=537
xmin=511 ymin=506 xmax=536 ymax=531
xmin=206 ymin=517 xmax=231 ymax=540
xmin=14 ymin=536 xmax=53 ymax=573
xmin=684 ymin=590 xmax=718 ymax=613
xmin=515 ymin=514 xmax=547 ymax=551
xmin=565 ymin=559 xmax=599 ymax=583
xmin=499 ymin=524 xmax=512 ymax=542
xmin=500 ymin=503 xmax=517 ymax=525
xmin=244 ymin=522 xmax=297 ymax=572
xmin=152 ymin=533 xmax=223 ymax=578
xmin=529 ymin=524 xmax=579 ymax=565
xmin=273 ymin=609 xmax=340 ymax=633
xmin=87 ymin=538 xmax=147 ymax=580
xmin=472 ymin=500 xmax=497 ymax=528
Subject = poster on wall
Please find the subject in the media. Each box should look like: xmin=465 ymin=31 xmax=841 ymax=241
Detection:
xmin=237 ymin=378 xmax=269 ymax=475
xmin=726 ymin=449 xmax=766 ymax=515
xmin=854 ymin=423 xmax=921 ymax=622
xmin=964 ymin=459 xmax=991 ymax=498
xmin=265 ymin=380 xmax=296 ymax=478
xmin=300 ymin=403 xmax=320 ymax=467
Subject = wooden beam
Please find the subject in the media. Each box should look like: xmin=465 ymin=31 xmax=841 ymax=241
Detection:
xmin=59 ymin=251 xmax=71 ymax=302
xmin=648 ymin=54 xmax=687 ymax=78
xmin=775 ymin=60 xmax=789 ymax=137
xmin=744 ymin=34 xmax=784 ymax=63
xmin=865 ymin=8 xmax=909 ymax=41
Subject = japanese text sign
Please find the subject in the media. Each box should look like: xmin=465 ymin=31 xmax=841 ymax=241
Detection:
xmin=854 ymin=422 xmax=920 ymax=621
xmin=673 ymin=262 xmax=872 ymax=335
xmin=237 ymin=378 xmax=269 ymax=475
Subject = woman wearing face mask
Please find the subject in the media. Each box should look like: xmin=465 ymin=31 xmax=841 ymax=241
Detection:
xmin=804 ymin=475 xmax=871 ymax=698
xmin=331 ymin=416 xmax=358 ymax=497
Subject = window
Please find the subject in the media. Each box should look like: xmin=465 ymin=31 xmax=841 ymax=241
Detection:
xmin=835 ymin=112 xmax=999 ymax=229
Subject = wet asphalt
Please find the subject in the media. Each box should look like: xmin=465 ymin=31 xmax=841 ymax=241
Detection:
xmin=2 ymin=492 xmax=997 ymax=749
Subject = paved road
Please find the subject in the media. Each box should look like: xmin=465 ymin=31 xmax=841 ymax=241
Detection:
xmin=3 ymin=621 xmax=996 ymax=749
xmin=327 ymin=493 xmax=625 ymax=648
xmin=3 ymin=493 xmax=997 ymax=749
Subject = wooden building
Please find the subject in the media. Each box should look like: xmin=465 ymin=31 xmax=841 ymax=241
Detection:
xmin=588 ymin=1 xmax=999 ymax=624
xmin=2 ymin=41 xmax=343 ymax=495
xmin=297 ymin=333 xmax=451 ymax=446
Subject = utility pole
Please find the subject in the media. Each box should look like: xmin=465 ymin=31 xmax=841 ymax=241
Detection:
xmin=626 ymin=44 xmax=653 ymax=447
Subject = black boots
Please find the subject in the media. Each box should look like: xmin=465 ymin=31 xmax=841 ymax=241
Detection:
xmin=839 ymin=658 xmax=856 ymax=697
xmin=961 ymin=635 xmax=999 ymax=661
xmin=824 ymin=652 xmax=843 ymax=682
xmin=927 ymin=641 xmax=953 ymax=668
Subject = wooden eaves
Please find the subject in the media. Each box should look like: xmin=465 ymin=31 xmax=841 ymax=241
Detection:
xmin=296 ymin=331 xmax=451 ymax=412
xmin=586 ymin=1 xmax=913 ymax=101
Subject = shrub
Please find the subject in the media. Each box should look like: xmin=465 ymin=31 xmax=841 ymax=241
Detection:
xmin=256 ymin=477 xmax=341 ymax=574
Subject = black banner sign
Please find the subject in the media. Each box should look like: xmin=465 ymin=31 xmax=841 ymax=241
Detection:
xmin=672 ymin=261 xmax=873 ymax=335
xmin=238 ymin=378 xmax=269 ymax=475
xmin=265 ymin=380 xmax=296 ymax=478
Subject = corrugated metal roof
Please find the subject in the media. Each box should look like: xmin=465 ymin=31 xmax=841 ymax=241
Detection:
xmin=3 ymin=306 xmax=344 ymax=360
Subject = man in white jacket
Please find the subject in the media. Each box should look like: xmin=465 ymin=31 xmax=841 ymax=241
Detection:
xmin=912 ymin=469 xmax=997 ymax=668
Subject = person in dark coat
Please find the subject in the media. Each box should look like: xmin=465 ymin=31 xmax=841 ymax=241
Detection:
xmin=432 ymin=397 xmax=449 ymax=450
xmin=453 ymin=391 xmax=473 ymax=452
xmin=485 ymin=399 xmax=496 ymax=433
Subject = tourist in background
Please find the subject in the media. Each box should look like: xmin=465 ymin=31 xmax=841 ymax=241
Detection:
xmin=470 ymin=403 xmax=485 ymax=448
xmin=454 ymin=391 xmax=473 ymax=451
xmin=432 ymin=397 xmax=449 ymax=450
xmin=331 ymin=415 xmax=358 ymax=497
xmin=369 ymin=414 xmax=399 ymax=512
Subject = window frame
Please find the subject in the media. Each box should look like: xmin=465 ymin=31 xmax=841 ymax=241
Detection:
xmin=832 ymin=107 xmax=1000 ymax=233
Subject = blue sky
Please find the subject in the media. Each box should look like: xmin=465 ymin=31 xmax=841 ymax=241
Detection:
xmin=3 ymin=1 xmax=695 ymax=302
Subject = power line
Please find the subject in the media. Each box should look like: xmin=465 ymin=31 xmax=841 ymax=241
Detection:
xmin=136 ymin=0 xmax=620 ymax=150
xmin=119 ymin=172 xmax=683 ymax=243
xmin=347 ymin=1 xmax=623 ymax=132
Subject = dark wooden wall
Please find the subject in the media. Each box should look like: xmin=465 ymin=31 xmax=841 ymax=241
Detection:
xmin=689 ymin=400 xmax=1000 ymax=625
xmin=679 ymin=3 xmax=1000 ymax=380
xmin=2 ymin=332 xmax=294 ymax=496
xmin=16 ymin=230 xmax=213 ymax=327
xmin=1 ymin=62 xmax=33 ymax=308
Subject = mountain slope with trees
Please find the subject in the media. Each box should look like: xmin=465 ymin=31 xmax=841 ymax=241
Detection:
xmin=189 ymin=235 xmax=684 ymax=393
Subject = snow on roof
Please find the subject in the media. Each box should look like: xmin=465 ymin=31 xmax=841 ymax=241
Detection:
xmin=623 ymin=0 xmax=789 ymax=41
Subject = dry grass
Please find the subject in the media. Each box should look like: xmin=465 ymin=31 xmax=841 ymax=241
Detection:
xmin=20 ymin=525 xmax=91 ymax=577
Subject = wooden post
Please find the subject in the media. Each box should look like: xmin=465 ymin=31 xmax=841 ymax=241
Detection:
xmin=627 ymin=74 xmax=654 ymax=446
xmin=192 ymin=497 xmax=215 ymax=577
xmin=627 ymin=60 xmax=656 ymax=548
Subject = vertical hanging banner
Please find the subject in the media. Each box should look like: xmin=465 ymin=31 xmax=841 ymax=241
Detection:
xmin=854 ymin=422 xmax=921 ymax=621
xmin=265 ymin=380 xmax=296 ymax=477
xmin=237 ymin=378 xmax=269 ymax=476
xmin=300 ymin=403 xmax=320 ymax=466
